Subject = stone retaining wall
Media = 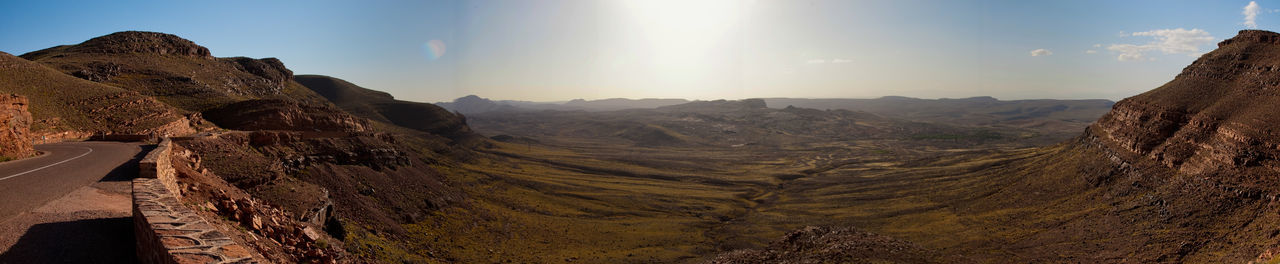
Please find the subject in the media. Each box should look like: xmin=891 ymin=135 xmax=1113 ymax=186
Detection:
xmin=139 ymin=138 xmax=177 ymax=194
xmin=133 ymin=138 xmax=259 ymax=264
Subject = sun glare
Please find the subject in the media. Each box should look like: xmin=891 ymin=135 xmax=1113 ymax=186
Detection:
xmin=619 ymin=0 xmax=746 ymax=40
xmin=611 ymin=0 xmax=754 ymax=96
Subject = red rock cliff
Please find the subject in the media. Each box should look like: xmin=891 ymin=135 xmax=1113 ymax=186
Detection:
xmin=0 ymin=94 xmax=33 ymax=159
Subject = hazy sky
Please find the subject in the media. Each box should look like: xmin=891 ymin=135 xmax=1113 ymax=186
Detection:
xmin=0 ymin=0 xmax=1271 ymax=102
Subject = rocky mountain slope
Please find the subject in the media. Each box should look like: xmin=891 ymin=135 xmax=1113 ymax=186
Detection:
xmin=0 ymin=51 xmax=199 ymax=136
xmin=1078 ymin=30 xmax=1280 ymax=261
xmin=1093 ymin=30 xmax=1280 ymax=180
xmin=202 ymin=99 xmax=371 ymax=132
xmin=707 ymin=29 xmax=1280 ymax=263
xmin=20 ymin=31 xmax=329 ymax=112
xmin=4 ymin=31 xmax=479 ymax=262
xmin=294 ymin=75 xmax=472 ymax=140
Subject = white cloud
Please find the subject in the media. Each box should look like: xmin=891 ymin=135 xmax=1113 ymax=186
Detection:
xmin=807 ymin=58 xmax=851 ymax=64
xmin=1245 ymin=1 xmax=1261 ymax=29
xmin=1030 ymin=48 xmax=1053 ymax=56
xmin=1116 ymin=51 xmax=1146 ymax=61
xmin=1092 ymin=44 xmax=1102 ymax=48
xmin=1085 ymin=50 xmax=1098 ymax=54
xmin=1106 ymin=28 xmax=1215 ymax=62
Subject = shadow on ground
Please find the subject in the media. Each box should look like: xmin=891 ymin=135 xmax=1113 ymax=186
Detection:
xmin=0 ymin=217 xmax=136 ymax=263
xmin=99 ymin=144 xmax=153 ymax=182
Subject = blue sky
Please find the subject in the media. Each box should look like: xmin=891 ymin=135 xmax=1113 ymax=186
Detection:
xmin=0 ymin=0 xmax=1270 ymax=102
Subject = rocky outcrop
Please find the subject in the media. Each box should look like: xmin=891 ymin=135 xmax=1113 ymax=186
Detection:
xmin=73 ymin=31 xmax=211 ymax=57
xmin=202 ymin=100 xmax=370 ymax=132
xmin=169 ymin=135 xmax=350 ymax=263
xmin=0 ymin=94 xmax=33 ymax=159
xmin=205 ymin=191 xmax=343 ymax=263
xmin=70 ymin=61 xmax=124 ymax=82
xmin=27 ymin=31 xmax=213 ymax=59
xmin=228 ymin=57 xmax=292 ymax=90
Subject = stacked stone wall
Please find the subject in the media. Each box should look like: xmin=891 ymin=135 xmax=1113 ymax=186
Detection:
xmin=134 ymin=138 xmax=260 ymax=264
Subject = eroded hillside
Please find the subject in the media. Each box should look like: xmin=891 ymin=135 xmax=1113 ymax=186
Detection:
xmin=0 ymin=51 xmax=200 ymax=136
xmin=8 ymin=31 xmax=479 ymax=262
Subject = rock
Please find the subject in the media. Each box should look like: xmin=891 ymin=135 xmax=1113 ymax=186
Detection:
xmin=0 ymin=94 xmax=33 ymax=159
xmin=218 ymin=244 xmax=253 ymax=259
xmin=70 ymin=61 xmax=122 ymax=81
xmin=228 ymin=57 xmax=292 ymax=89
xmin=249 ymin=215 xmax=263 ymax=231
xmin=201 ymin=202 xmax=217 ymax=212
xmin=301 ymin=226 xmax=321 ymax=242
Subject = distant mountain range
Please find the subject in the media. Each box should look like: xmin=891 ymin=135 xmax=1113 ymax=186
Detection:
xmin=439 ymin=95 xmax=1115 ymax=138
xmin=436 ymin=95 xmax=692 ymax=113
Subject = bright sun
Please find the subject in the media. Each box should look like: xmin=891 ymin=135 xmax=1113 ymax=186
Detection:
xmin=619 ymin=0 xmax=747 ymax=41
xmin=611 ymin=0 xmax=755 ymax=96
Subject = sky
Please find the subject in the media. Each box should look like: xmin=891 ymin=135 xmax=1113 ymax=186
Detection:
xmin=0 ymin=0 xmax=1272 ymax=103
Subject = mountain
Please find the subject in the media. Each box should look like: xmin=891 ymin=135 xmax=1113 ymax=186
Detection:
xmin=562 ymin=97 xmax=690 ymax=111
xmin=294 ymin=74 xmax=472 ymax=140
xmin=435 ymin=95 xmax=690 ymax=114
xmin=433 ymin=95 xmax=521 ymax=115
xmin=467 ymin=98 xmax=1041 ymax=149
xmin=1091 ymin=30 xmax=1280 ymax=178
xmin=986 ymin=29 xmax=1280 ymax=263
xmin=764 ymin=96 xmax=1114 ymax=136
xmin=0 ymin=51 xmax=200 ymax=135
xmin=20 ymin=31 xmax=330 ymax=112
xmin=441 ymin=95 xmax=1110 ymax=143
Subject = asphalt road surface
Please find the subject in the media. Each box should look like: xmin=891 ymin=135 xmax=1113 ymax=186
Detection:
xmin=0 ymin=141 xmax=146 ymax=263
xmin=0 ymin=142 xmax=144 ymax=222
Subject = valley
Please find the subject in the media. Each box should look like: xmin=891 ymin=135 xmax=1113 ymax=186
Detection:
xmin=4 ymin=25 xmax=1280 ymax=264
xmin=399 ymin=99 xmax=1099 ymax=263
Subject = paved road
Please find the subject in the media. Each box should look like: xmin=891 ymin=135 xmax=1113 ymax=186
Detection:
xmin=0 ymin=142 xmax=144 ymax=222
xmin=0 ymin=141 xmax=145 ymax=263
